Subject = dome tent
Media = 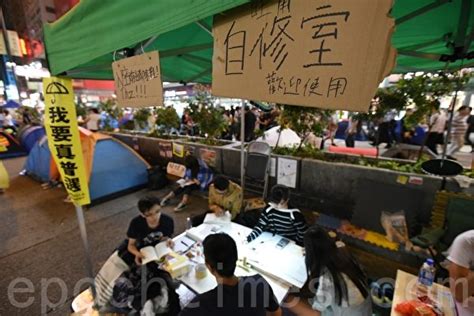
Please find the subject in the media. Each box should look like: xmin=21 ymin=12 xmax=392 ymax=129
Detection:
xmin=24 ymin=128 xmax=150 ymax=202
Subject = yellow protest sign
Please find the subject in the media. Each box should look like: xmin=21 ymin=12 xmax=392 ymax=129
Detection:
xmin=43 ymin=77 xmax=90 ymax=205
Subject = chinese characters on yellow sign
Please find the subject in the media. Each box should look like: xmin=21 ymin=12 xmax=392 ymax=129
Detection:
xmin=112 ymin=51 xmax=163 ymax=108
xmin=43 ymin=77 xmax=90 ymax=205
xmin=213 ymin=0 xmax=396 ymax=112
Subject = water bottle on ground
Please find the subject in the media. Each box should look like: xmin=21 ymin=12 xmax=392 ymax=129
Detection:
xmin=416 ymin=258 xmax=435 ymax=301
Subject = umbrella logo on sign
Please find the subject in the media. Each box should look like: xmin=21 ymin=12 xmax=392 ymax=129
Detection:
xmin=45 ymin=81 xmax=69 ymax=104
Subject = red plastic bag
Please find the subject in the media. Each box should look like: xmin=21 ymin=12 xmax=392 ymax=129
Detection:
xmin=395 ymin=300 xmax=437 ymax=316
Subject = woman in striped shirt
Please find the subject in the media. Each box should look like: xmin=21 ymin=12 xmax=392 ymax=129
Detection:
xmin=247 ymin=185 xmax=307 ymax=245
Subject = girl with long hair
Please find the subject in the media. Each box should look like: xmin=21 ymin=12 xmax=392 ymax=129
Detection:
xmin=286 ymin=226 xmax=372 ymax=316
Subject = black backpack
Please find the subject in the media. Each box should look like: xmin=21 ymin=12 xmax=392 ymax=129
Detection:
xmin=148 ymin=166 xmax=168 ymax=190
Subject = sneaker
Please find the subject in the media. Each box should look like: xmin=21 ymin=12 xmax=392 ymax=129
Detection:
xmin=174 ymin=203 xmax=187 ymax=212
xmin=160 ymin=198 xmax=169 ymax=207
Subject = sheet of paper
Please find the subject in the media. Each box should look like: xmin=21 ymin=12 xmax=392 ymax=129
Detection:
xmin=204 ymin=211 xmax=232 ymax=225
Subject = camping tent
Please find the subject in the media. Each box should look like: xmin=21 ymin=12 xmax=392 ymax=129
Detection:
xmin=0 ymin=131 xmax=27 ymax=159
xmin=18 ymin=125 xmax=46 ymax=153
xmin=24 ymin=128 xmax=150 ymax=201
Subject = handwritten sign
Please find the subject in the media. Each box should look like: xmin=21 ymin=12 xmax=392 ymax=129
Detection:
xmin=213 ymin=0 xmax=396 ymax=112
xmin=167 ymin=162 xmax=186 ymax=178
xmin=112 ymin=51 xmax=163 ymax=108
xmin=43 ymin=77 xmax=90 ymax=205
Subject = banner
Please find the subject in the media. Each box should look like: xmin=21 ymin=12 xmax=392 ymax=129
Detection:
xmin=43 ymin=77 xmax=90 ymax=205
xmin=213 ymin=0 xmax=396 ymax=112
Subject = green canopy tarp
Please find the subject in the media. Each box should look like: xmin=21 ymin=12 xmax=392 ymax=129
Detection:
xmin=44 ymin=0 xmax=474 ymax=81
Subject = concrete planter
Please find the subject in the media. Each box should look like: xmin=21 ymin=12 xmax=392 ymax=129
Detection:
xmin=108 ymin=133 xmax=471 ymax=223
xmin=298 ymin=158 xmax=462 ymax=223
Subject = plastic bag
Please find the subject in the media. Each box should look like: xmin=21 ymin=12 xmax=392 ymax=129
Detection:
xmin=381 ymin=211 xmax=409 ymax=244
xmin=395 ymin=300 xmax=438 ymax=316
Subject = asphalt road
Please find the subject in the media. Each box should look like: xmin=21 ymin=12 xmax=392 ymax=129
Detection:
xmin=0 ymin=157 xmax=208 ymax=315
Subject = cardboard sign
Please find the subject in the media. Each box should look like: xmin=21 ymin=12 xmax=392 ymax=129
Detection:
xmin=43 ymin=77 xmax=90 ymax=205
xmin=213 ymin=0 xmax=396 ymax=112
xmin=167 ymin=162 xmax=186 ymax=178
xmin=112 ymin=51 xmax=163 ymax=108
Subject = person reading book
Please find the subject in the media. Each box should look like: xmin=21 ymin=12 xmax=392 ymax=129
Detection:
xmin=118 ymin=196 xmax=174 ymax=267
xmin=179 ymin=233 xmax=282 ymax=316
xmin=190 ymin=176 xmax=242 ymax=227
xmin=161 ymin=155 xmax=201 ymax=212
xmin=247 ymin=185 xmax=307 ymax=246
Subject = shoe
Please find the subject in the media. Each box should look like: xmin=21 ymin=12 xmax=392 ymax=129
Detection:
xmin=174 ymin=203 xmax=187 ymax=212
xmin=160 ymin=198 xmax=169 ymax=207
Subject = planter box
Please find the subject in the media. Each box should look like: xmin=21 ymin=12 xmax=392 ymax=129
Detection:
xmin=298 ymin=158 xmax=462 ymax=226
xmin=108 ymin=132 xmax=471 ymax=226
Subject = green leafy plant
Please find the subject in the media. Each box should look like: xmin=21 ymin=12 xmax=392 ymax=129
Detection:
xmin=153 ymin=106 xmax=180 ymax=135
xmin=133 ymin=108 xmax=151 ymax=130
xmin=188 ymin=84 xmax=227 ymax=141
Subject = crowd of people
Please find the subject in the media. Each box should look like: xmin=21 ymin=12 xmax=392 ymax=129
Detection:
xmin=370 ymin=105 xmax=473 ymax=158
xmin=179 ymin=105 xmax=280 ymax=143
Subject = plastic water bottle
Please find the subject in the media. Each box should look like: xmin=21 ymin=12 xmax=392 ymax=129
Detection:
xmin=186 ymin=217 xmax=192 ymax=231
xmin=416 ymin=258 xmax=435 ymax=301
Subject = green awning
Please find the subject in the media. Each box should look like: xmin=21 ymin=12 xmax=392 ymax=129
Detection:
xmin=44 ymin=0 xmax=474 ymax=81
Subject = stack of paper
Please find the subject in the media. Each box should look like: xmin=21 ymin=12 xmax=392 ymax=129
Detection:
xmin=186 ymin=223 xmax=223 ymax=242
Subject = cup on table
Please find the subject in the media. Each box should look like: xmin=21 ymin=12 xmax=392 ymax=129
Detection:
xmin=195 ymin=263 xmax=207 ymax=279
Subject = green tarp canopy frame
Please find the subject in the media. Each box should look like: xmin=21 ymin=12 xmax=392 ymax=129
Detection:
xmin=44 ymin=0 xmax=474 ymax=83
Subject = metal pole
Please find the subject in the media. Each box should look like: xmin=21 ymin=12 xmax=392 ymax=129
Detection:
xmin=240 ymin=100 xmax=245 ymax=203
xmin=441 ymin=88 xmax=460 ymax=162
xmin=74 ymin=205 xmax=96 ymax=299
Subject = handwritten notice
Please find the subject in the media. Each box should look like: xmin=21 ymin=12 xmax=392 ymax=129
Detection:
xmin=112 ymin=51 xmax=163 ymax=108
xmin=213 ymin=0 xmax=396 ymax=112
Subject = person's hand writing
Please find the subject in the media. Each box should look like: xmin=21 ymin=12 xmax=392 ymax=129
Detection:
xmin=215 ymin=207 xmax=224 ymax=217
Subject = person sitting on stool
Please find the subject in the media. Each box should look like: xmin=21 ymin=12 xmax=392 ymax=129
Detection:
xmin=190 ymin=176 xmax=242 ymax=227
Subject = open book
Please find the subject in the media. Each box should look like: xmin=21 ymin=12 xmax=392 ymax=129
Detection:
xmin=176 ymin=179 xmax=195 ymax=188
xmin=140 ymin=241 xmax=173 ymax=265
xmin=203 ymin=211 xmax=232 ymax=225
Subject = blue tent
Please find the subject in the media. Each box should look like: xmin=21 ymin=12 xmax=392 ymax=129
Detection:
xmin=19 ymin=125 xmax=46 ymax=153
xmin=25 ymin=134 xmax=150 ymax=201
xmin=2 ymin=100 xmax=20 ymax=108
